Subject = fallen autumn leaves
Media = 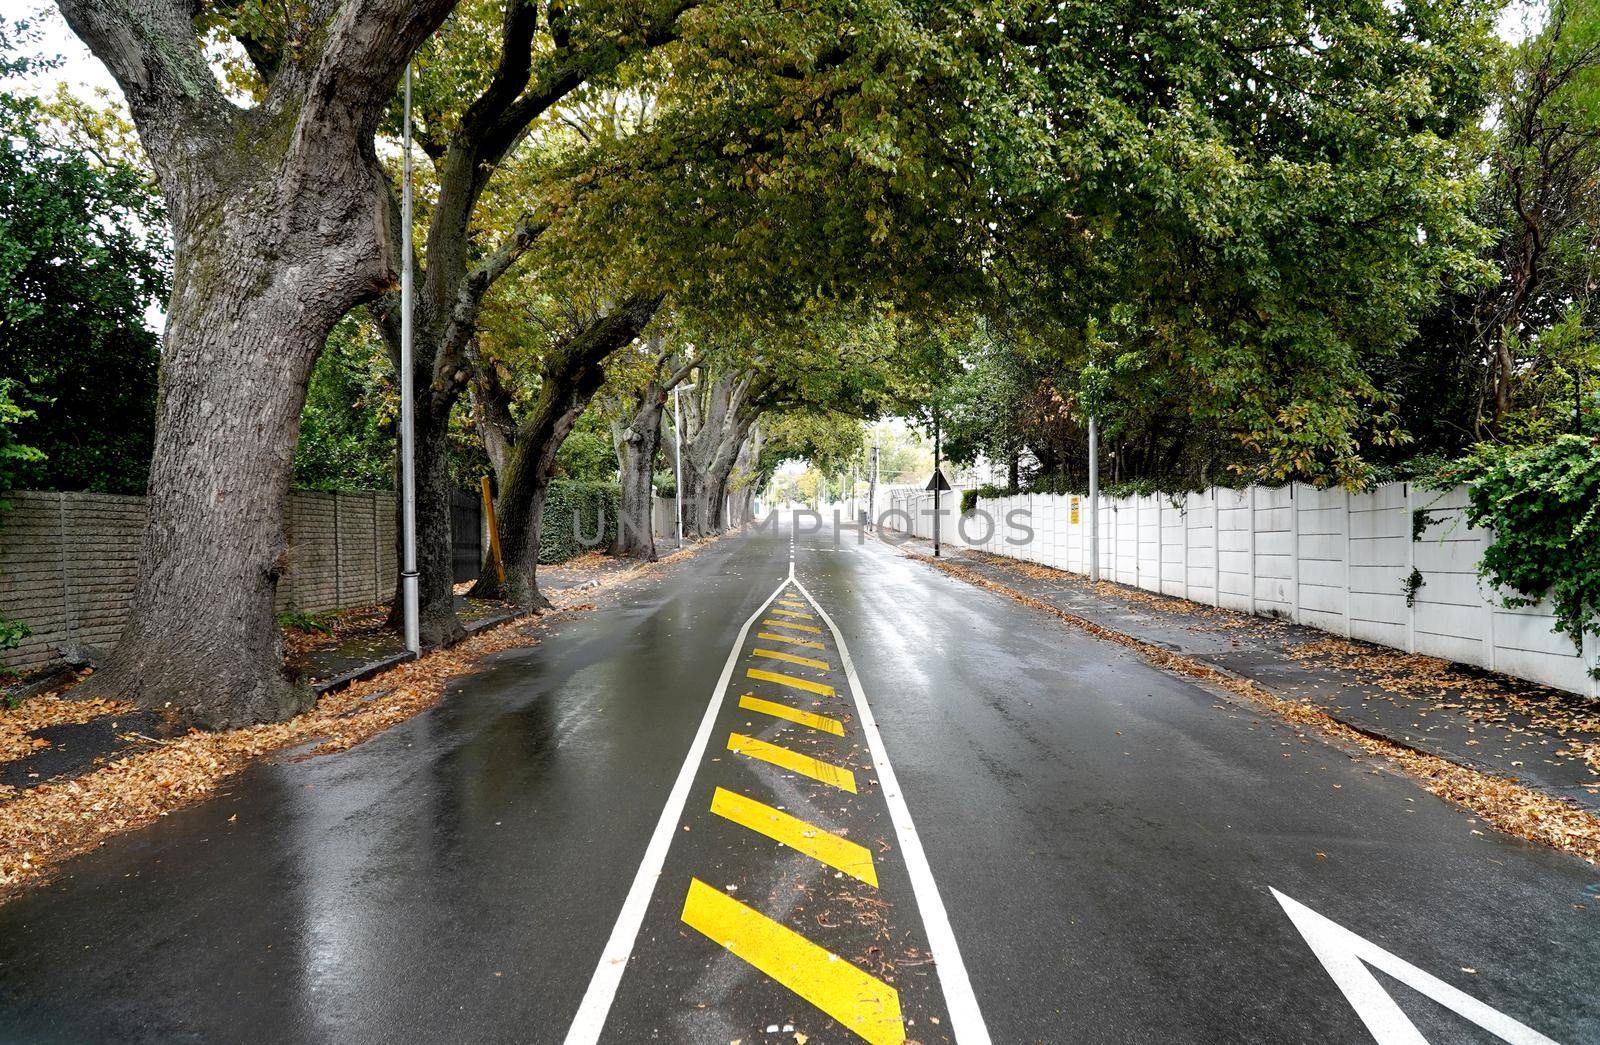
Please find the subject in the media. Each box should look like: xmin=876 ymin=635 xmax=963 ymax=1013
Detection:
xmin=0 ymin=540 xmax=719 ymax=899
xmin=0 ymin=614 xmax=547 ymax=895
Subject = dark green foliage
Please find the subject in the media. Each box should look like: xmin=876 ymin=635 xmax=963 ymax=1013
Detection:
xmin=1403 ymin=568 xmax=1426 ymax=609
xmin=0 ymin=22 xmax=169 ymax=494
xmin=553 ymin=415 xmax=619 ymax=482
xmin=1461 ymin=436 xmax=1600 ymax=671
xmin=277 ymin=610 xmax=336 ymax=635
xmin=539 ymin=480 xmax=621 ymax=564
xmin=293 ymin=314 xmax=396 ymax=490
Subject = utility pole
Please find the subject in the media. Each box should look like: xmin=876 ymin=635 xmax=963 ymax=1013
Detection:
xmin=1088 ymin=412 xmax=1100 ymax=582
xmin=672 ymin=382 xmax=695 ymax=549
xmin=398 ymin=64 xmax=420 ymax=654
xmin=933 ymin=405 xmax=942 ymax=558
xmin=869 ymin=427 xmax=880 ymax=532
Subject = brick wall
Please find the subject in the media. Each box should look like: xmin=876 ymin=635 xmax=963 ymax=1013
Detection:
xmin=1 ymin=489 xmax=398 ymax=674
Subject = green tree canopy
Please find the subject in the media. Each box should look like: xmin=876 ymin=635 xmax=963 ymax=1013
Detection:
xmin=0 ymin=20 xmax=169 ymax=493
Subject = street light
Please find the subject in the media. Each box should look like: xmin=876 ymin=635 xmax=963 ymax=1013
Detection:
xmin=672 ymin=382 xmax=696 ymax=550
xmin=1088 ymin=412 xmax=1099 ymax=583
xmin=398 ymin=63 xmax=419 ymax=653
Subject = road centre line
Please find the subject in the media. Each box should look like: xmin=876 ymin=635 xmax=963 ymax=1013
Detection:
xmin=790 ymin=574 xmax=994 ymax=1044
xmin=680 ymin=878 xmax=904 ymax=1045
xmin=738 ymin=694 xmax=846 ymax=736
xmin=728 ymin=732 xmax=858 ymax=793
xmin=746 ymin=666 xmax=836 ymax=698
xmin=709 ymin=787 xmax=878 ymax=886
xmin=753 ymin=648 xmax=831 ymax=670
xmin=561 ymin=576 xmax=790 ymax=1045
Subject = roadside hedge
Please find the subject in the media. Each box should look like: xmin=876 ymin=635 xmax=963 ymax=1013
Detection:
xmin=539 ymin=480 xmax=620 ymax=564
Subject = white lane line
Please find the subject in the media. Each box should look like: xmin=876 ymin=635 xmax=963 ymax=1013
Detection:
xmin=562 ymin=575 xmax=789 ymax=1045
xmin=790 ymin=574 xmax=993 ymax=1044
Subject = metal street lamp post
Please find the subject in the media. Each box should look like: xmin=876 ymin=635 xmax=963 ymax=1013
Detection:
xmin=933 ymin=405 xmax=942 ymax=558
xmin=1088 ymin=412 xmax=1100 ymax=583
xmin=398 ymin=64 xmax=420 ymax=653
xmin=672 ymin=382 xmax=696 ymax=550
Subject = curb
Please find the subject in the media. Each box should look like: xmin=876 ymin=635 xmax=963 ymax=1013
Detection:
xmin=307 ymin=608 xmax=540 ymax=698
xmin=897 ymin=544 xmax=1530 ymax=785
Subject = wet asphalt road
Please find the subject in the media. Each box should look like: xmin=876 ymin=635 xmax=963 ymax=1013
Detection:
xmin=0 ymin=516 xmax=1596 ymax=1044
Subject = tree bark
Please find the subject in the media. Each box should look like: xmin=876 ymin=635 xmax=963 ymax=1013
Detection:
xmin=610 ymin=346 xmax=696 ymax=559
xmin=88 ymin=252 xmax=326 ymax=728
xmin=613 ymin=409 xmax=664 ymax=559
xmin=473 ymin=297 xmax=661 ymax=606
xmin=55 ymin=0 xmax=457 ymax=728
xmin=382 ymin=398 xmax=465 ymax=648
xmin=680 ymin=367 xmax=758 ymax=538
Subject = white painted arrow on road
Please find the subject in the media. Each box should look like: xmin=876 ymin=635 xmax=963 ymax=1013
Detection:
xmin=1273 ymin=888 xmax=1560 ymax=1045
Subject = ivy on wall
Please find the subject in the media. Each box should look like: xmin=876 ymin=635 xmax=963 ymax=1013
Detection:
xmin=539 ymin=481 xmax=622 ymax=565
xmin=1462 ymin=435 xmax=1600 ymax=675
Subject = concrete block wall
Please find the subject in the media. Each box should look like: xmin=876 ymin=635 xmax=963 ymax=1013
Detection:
xmin=2 ymin=489 xmax=399 ymax=674
xmin=885 ymin=482 xmax=1599 ymax=699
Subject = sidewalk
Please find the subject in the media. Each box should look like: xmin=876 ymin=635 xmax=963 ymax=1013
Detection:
xmin=1 ymin=552 xmax=642 ymax=794
xmin=897 ymin=537 xmax=1600 ymax=812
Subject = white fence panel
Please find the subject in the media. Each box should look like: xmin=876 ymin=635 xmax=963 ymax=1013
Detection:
xmin=878 ymin=480 xmax=1597 ymax=699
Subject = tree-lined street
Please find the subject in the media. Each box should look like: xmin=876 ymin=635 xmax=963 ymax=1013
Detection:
xmin=2 ymin=0 xmax=1599 ymax=1039
xmin=0 ymin=518 xmax=1593 ymax=1043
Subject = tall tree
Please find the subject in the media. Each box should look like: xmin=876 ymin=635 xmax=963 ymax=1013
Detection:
xmin=56 ymin=0 xmax=459 ymax=726
xmin=979 ymin=0 xmax=1499 ymax=486
xmin=1473 ymin=0 xmax=1600 ymax=435
xmin=472 ymin=294 xmax=660 ymax=605
xmin=371 ymin=0 xmax=694 ymax=645
xmin=0 ymin=28 xmax=168 ymax=494
xmin=604 ymin=331 xmax=696 ymax=560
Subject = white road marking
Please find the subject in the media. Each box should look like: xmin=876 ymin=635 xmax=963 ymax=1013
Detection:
xmin=1272 ymin=888 xmax=1560 ymax=1045
xmin=792 ymin=573 xmax=994 ymax=1044
xmin=562 ymin=576 xmax=790 ymax=1045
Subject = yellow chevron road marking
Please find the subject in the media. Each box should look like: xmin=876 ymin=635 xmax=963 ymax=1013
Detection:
xmin=770 ymin=608 xmax=815 ymax=620
xmin=738 ymin=694 xmax=845 ymax=736
xmin=757 ymin=631 xmax=825 ymax=650
xmin=762 ymin=619 xmax=822 ymax=635
xmin=746 ymin=667 xmax=836 ymax=698
xmin=709 ymin=787 xmax=877 ymax=885
xmin=680 ymin=878 xmax=903 ymax=1044
xmin=727 ymin=733 xmax=857 ymax=793
xmin=753 ymin=648 xmax=830 ymax=671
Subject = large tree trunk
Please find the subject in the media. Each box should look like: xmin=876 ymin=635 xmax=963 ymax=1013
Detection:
xmin=612 ymin=403 xmax=665 ymax=559
xmin=725 ymin=423 xmax=764 ymax=528
xmin=680 ymin=368 xmax=759 ymax=538
xmin=88 ymin=258 xmax=324 ymax=728
xmin=383 ymin=401 xmax=465 ymax=647
xmin=82 ymin=168 xmax=394 ymax=728
xmin=58 ymin=0 xmax=457 ymax=729
xmin=474 ymin=297 xmax=661 ymax=606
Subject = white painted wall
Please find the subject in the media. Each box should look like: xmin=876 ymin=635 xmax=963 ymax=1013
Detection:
xmin=884 ymin=482 xmax=1599 ymax=699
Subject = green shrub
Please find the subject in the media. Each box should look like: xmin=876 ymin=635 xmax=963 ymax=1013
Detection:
xmin=1461 ymin=435 xmax=1600 ymax=674
xmin=277 ymin=610 xmax=336 ymax=635
xmin=541 ymin=480 xmax=621 ymax=564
